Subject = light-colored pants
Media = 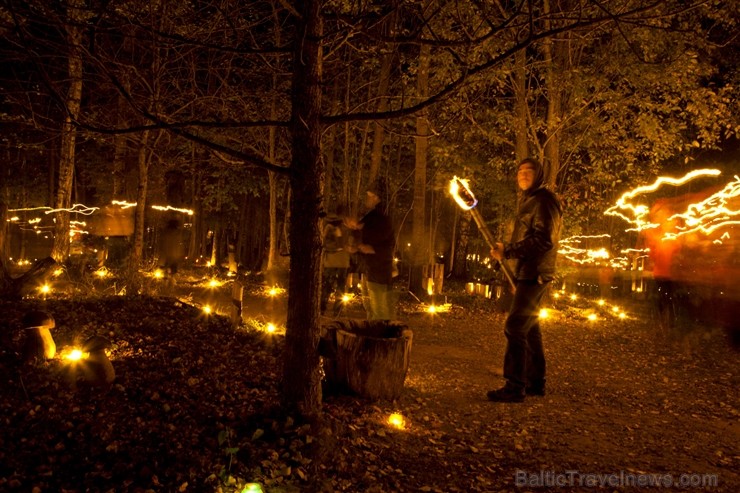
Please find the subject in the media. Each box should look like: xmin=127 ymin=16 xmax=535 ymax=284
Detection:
xmin=361 ymin=275 xmax=394 ymax=320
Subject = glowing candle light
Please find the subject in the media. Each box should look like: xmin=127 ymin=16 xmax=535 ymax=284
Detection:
xmin=203 ymin=305 xmax=212 ymax=315
xmin=587 ymin=313 xmax=598 ymax=322
xmin=266 ymin=286 xmax=285 ymax=297
xmin=63 ymin=348 xmax=89 ymax=362
xmin=241 ymin=483 xmax=264 ymax=493
xmin=387 ymin=413 xmax=406 ymax=430
xmin=39 ymin=284 xmax=51 ymax=294
xmin=154 ymin=269 xmax=164 ymax=279
xmin=539 ymin=308 xmax=549 ymax=319
xmin=266 ymin=323 xmax=277 ymax=333
xmin=427 ymin=305 xmax=437 ymax=314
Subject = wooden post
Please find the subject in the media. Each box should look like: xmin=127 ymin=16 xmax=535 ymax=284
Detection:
xmin=230 ymin=281 xmax=243 ymax=327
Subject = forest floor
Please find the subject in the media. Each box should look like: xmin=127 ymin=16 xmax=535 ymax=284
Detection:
xmin=0 ymin=267 xmax=738 ymax=492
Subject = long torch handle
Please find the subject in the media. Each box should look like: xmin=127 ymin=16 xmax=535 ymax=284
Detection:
xmin=468 ymin=208 xmax=516 ymax=291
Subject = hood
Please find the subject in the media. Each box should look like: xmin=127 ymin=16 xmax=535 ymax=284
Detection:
xmin=519 ymin=158 xmax=545 ymax=196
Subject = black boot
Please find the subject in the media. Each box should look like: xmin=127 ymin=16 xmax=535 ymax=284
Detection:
xmin=525 ymin=381 xmax=546 ymax=396
xmin=486 ymin=385 xmax=525 ymax=403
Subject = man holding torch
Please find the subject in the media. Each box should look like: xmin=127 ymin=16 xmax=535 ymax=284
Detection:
xmin=487 ymin=157 xmax=562 ymax=403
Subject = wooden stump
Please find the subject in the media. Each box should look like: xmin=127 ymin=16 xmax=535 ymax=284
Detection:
xmin=230 ymin=281 xmax=243 ymax=327
xmin=422 ymin=263 xmax=445 ymax=295
xmin=321 ymin=319 xmax=412 ymax=400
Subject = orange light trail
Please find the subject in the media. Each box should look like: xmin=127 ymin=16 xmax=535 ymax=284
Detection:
xmin=604 ymin=169 xmax=722 ymax=231
xmin=111 ymin=200 xmax=137 ymax=209
xmin=112 ymin=200 xmax=194 ymax=215
xmin=9 ymin=204 xmax=99 ymax=215
xmin=558 ymin=234 xmax=612 ymax=265
xmin=663 ymin=175 xmax=740 ymax=241
xmin=151 ymin=205 xmax=194 ymax=215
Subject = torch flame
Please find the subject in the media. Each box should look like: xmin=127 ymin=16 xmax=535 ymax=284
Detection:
xmin=449 ymin=176 xmax=478 ymax=210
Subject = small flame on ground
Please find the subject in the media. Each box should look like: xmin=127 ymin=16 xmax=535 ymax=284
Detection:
xmin=63 ymin=349 xmax=89 ymax=362
xmin=387 ymin=413 xmax=406 ymax=430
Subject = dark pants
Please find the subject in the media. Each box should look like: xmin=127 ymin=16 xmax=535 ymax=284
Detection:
xmin=503 ymin=280 xmax=548 ymax=391
xmin=321 ymin=267 xmax=348 ymax=315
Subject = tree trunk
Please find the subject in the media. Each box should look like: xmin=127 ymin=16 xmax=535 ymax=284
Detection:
xmin=266 ymin=9 xmax=281 ymax=272
xmin=51 ymin=0 xmax=84 ymax=262
xmin=341 ymin=67 xmax=351 ymax=208
xmin=210 ymin=221 xmax=221 ymax=268
xmin=267 ymin=170 xmax=278 ymax=272
xmin=283 ymin=0 xmax=323 ymax=417
xmin=409 ymin=43 xmax=431 ymax=296
xmin=368 ymin=19 xmax=396 ymax=185
xmin=188 ymin=167 xmax=203 ymax=260
xmin=513 ymin=49 xmax=530 ymax=162
xmin=130 ymin=130 xmax=151 ymax=268
xmin=452 ymin=210 xmax=471 ymax=278
xmin=112 ymin=85 xmax=131 ymax=199
xmin=323 ymin=85 xmax=341 ymax=209
xmin=0 ymin=202 xmax=7 ymax=277
xmin=543 ymin=0 xmax=562 ymax=188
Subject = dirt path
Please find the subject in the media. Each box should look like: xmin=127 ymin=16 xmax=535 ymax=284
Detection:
xmin=158 ymin=278 xmax=738 ymax=491
xmin=319 ymin=296 xmax=739 ymax=492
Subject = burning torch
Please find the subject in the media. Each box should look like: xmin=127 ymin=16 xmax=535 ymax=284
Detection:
xmin=450 ymin=176 xmax=516 ymax=291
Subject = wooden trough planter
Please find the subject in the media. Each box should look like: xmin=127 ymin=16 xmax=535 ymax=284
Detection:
xmin=320 ymin=319 xmax=413 ymax=400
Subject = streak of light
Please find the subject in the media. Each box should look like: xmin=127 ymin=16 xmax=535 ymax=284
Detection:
xmin=604 ymin=169 xmax=722 ymax=231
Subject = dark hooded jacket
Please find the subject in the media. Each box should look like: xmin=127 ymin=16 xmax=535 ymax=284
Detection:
xmin=358 ymin=203 xmax=395 ymax=285
xmin=503 ymin=160 xmax=562 ymax=282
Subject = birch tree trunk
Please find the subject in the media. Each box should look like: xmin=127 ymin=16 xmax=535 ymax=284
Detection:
xmin=283 ymin=0 xmax=324 ymax=417
xmin=51 ymin=0 xmax=84 ymax=262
